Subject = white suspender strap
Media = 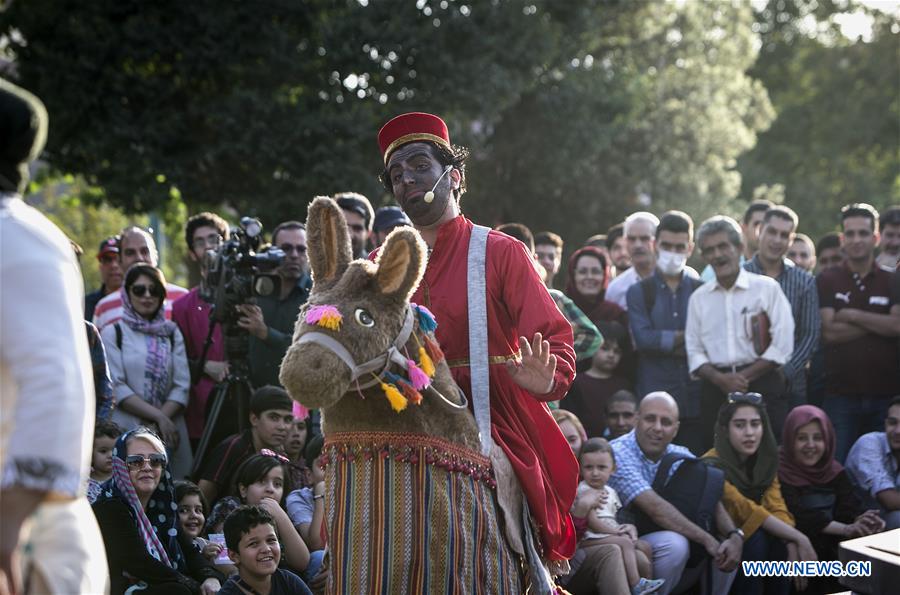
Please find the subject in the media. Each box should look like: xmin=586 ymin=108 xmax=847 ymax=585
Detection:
xmin=467 ymin=224 xmax=494 ymax=456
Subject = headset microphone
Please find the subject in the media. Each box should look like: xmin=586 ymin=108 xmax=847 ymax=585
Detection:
xmin=423 ymin=165 xmax=453 ymax=204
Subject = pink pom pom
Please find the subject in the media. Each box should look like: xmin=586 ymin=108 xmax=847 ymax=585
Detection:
xmin=305 ymin=305 xmax=342 ymax=330
xmin=406 ymin=359 xmax=431 ymax=390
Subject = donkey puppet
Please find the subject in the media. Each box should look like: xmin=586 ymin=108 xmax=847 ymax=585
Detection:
xmin=280 ymin=197 xmax=523 ymax=594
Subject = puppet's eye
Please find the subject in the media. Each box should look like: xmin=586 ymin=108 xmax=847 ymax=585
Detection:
xmin=354 ymin=308 xmax=375 ymax=327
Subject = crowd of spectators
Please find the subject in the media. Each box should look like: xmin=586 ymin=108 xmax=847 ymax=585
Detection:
xmin=64 ymin=193 xmax=900 ymax=594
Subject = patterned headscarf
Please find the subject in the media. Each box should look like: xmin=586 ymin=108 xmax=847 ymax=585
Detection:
xmin=778 ymin=405 xmax=844 ymax=488
xmin=95 ymin=428 xmax=185 ymax=572
xmin=120 ymin=285 xmax=176 ymax=408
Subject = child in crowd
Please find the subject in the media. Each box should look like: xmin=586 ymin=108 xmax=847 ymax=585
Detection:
xmin=561 ymin=321 xmax=632 ymax=437
xmin=218 ymin=505 xmax=312 ymax=595
xmin=576 ymin=438 xmax=663 ymax=595
xmin=87 ymin=419 xmax=121 ymax=503
xmin=552 ymin=408 xmax=587 ymax=456
xmin=208 ymin=452 xmax=323 ymax=583
xmin=174 ymin=480 xmax=227 ymax=565
xmin=285 ymin=435 xmax=326 ymax=551
xmin=284 ymin=407 xmax=312 ymax=490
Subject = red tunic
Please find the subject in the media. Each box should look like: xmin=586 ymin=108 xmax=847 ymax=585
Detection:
xmin=409 ymin=216 xmax=578 ymax=560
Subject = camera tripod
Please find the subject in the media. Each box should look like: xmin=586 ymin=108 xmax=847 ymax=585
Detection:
xmin=191 ymin=322 xmax=254 ymax=476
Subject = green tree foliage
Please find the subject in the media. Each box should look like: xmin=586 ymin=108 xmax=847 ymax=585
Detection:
xmin=467 ymin=0 xmax=773 ymax=243
xmin=738 ymin=0 xmax=900 ymax=240
xmin=4 ymin=0 xmax=775 ymax=246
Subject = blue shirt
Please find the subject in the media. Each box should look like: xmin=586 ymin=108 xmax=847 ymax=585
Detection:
xmin=626 ymin=269 xmax=702 ymax=418
xmin=608 ymin=429 xmax=694 ymax=507
xmin=845 ymin=431 xmax=900 ymax=511
xmin=743 ymin=255 xmax=820 ymax=387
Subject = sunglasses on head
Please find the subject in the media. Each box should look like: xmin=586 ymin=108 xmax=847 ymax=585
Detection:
xmin=259 ymin=448 xmax=290 ymax=463
xmin=125 ymin=453 xmax=167 ymax=470
xmin=727 ymin=392 xmax=763 ymax=405
xmin=130 ymin=284 xmax=163 ymax=298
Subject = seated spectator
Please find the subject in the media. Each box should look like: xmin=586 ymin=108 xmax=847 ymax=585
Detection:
xmin=219 ymin=505 xmax=312 ymax=595
xmin=703 ymin=394 xmax=817 ymax=595
xmin=787 ymin=233 xmax=816 ymax=273
xmin=606 ymin=390 xmax=639 ymax=440
xmin=576 ymin=438 xmax=663 ymax=595
xmin=284 ymin=406 xmax=312 ymax=490
xmin=608 ymin=392 xmax=741 ymax=595
xmin=779 ymin=405 xmax=885 ymax=594
xmin=208 ymin=453 xmax=322 ymax=583
xmin=286 ymin=435 xmax=326 ymax=551
xmin=102 ymin=263 xmax=193 ymax=478
xmin=845 ymin=396 xmax=900 ymax=529
xmin=92 ymin=428 xmax=222 ymax=595
xmin=174 ymin=480 xmax=225 ymax=566
xmin=88 ymin=420 xmax=121 ymax=503
xmin=195 ymin=385 xmax=294 ymax=506
xmin=553 ymin=408 xmax=588 ymax=456
xmin=561 ymin=321 xmax=632 ymax=437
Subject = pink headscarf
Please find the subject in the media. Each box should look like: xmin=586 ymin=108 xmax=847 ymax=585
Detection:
xmin=778 ymin=405 xmax=844 ymax=487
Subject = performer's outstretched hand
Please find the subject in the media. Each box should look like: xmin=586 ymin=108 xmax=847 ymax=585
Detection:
xmin=506 ymin=332 xmax=557 ymax=396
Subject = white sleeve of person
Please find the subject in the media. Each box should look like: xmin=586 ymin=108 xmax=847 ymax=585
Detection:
xmin=0 ymin=198 xmax=94 ymax=498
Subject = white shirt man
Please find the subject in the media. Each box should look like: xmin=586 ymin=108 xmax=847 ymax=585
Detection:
xmin=605 ymin=212 xmax=660 ymax=310
xmin=686 ymin=216 xmax=794 ymax=452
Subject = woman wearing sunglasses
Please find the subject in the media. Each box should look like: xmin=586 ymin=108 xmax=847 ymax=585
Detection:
xmin=102 ymin=263 xmax=192 ymax=477
xmin=93 ymin=428 xmax=222 ymax=594
xmin=703 ymin=393 xmax=818 ymax=594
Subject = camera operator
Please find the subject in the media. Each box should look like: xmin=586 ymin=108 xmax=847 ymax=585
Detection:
xmin=172 ymin=212 xmax=230 ymax=451
xmin=237 ymin=220 xmax=312 ymax=390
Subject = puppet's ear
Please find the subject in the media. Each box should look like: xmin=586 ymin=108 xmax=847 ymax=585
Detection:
xmin=374 ymin=226 xmax=427 ymax=301
xmin=305 ymin=197 xmax=353 ymax=289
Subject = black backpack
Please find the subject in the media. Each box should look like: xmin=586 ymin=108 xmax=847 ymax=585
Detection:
xmin=636 ymin=452 xmax=724 ymax=565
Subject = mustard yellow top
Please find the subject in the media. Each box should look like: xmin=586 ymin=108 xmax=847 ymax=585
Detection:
xmin=704 ymin=448 xmax=795 ymax=539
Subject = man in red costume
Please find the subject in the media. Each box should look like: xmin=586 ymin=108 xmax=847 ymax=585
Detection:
xmin=376 ymin=112 xmax=579 ymax=577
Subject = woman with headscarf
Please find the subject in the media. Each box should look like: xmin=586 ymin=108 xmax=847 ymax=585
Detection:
xmin=564 ymin=246 xmax=628 ymax=331
xmin=92 ymin=428 xmax=222 ymax=594
xmin=703 ymin=394 xmax=817 ymax=594
xmin=778 ymin=405 xmax=885 ymax=594
xmin=102 ymin=263 xmax=192 ymax=477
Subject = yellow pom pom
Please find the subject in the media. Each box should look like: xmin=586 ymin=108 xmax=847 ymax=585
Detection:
xmin=418 ymin=347 xmax=435 ymax=377
xmin=318 ymin=312 xmax=342 ymax=331
xmin=381 ymin=382 xmax=408 ymax=413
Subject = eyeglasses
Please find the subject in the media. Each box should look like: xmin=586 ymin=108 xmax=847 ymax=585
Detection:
xmin=130 ymin=284 xmax=163 ymax=298
xmin=259 ymin=448 xmax=289 ymax=463
xmin=727 ymin=392 xmax=763 ymax=405
xmin=125 ymin=453 xmax=167 ymax=470
xmin=279 ymin=244 xmax=307 ymax=255
xmin=192 ymin=234 xmax=223 ymax=250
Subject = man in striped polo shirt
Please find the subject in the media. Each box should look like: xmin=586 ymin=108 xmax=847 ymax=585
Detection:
xmin=743 ymin=205 xmax=819 ymax=438
xmin=92 ymin=225 xmax=188 ymax=331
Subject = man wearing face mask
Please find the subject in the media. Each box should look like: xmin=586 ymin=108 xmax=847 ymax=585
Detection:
xmin=626 ymin=211 xmax=705 ymax=454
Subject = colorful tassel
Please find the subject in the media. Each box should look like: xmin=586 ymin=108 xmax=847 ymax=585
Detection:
xmin=399 ymin=380 xmax=423 ymax=405
xmin=380 ymin=381 xmax=407 ymax=413
xmin=305 ymin=305 xmax=342 ymax=331
xmin=414 ymin=304 xmax=438 ymax=333
xmin=407 ymin=359 xmax=431 ymax=390
xmin=422 ymin=332 xmax=445 ymax=363
xmin=385 ymin=371 xmax=424 ymax=406
xmin=418 ymin=347 xmax=436 ymax=377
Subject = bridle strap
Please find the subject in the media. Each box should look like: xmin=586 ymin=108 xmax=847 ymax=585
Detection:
xmin=296 ymin=306 xmax=416 ymax=392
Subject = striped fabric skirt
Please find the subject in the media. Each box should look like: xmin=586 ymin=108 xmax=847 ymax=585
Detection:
xmin=323 ymin=431 xmax=524 ymax=594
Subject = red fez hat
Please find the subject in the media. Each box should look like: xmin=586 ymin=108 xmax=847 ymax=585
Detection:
xmin=378 ymin=112 xmax=451 ymax=164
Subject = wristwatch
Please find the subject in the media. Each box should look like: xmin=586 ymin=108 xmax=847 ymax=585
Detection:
xmin=726 ymin=528 xmax=745 ymax=540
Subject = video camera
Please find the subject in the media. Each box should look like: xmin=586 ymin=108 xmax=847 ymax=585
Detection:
xmin=202 ymin=216 xmax=284 ymax=326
